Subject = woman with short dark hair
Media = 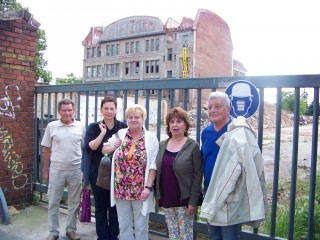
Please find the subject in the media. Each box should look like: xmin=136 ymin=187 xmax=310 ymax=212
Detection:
xmin=82 ymin=96 xmax=127 ymax=240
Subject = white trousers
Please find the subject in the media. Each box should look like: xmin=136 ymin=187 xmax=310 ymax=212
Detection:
xmin=115 ymin=198 xmax=149 ymax=240
xmin=47 ymin=168 xmax=82 ymax=236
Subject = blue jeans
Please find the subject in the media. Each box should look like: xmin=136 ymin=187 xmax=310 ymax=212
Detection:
xmin=208 ymin=223 xmax=241 ymax=240
xmin=90 ymin=166 xmax=119 ymax=240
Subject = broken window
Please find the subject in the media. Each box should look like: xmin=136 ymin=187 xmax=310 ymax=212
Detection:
xmin=106 ymin=64 xmax=111 ymax=77
xmin=111 ymin=64 xmax=115 ymax=76
xmin=145 ymin=61 xmax=149 ymax=73
xmin=97 ymin=46 xmax=101 ymax=57
xmin=125 ymin=42 xmax=130 ymax=54
xmin=97 ymin=65 xmax=101 ymax=77
xmin=167 ymin=70 xmax=172 ymax=78
xmin=182 ymin=35 xmax=188 ymax=47
xmin=92 ymin=66 xmax=96 ymax=77
xmin=136 ymin=41 xmax=140 ymax=53
xmin=115 ymin=64 xmax=119 ymax=76
xmin=145 ymin=40 xmax=149 ymax=52
xmin=111 ymin=45 xmax=115 ymax=56
xmin=116 ymin=44 xmax=120 ymax=55
xmin=168 ymin=48 xmax=173 ymax=61
xmin=150 ymin=60 xmax=154 ymax=73
xmin=125 ymin=63 xmax=129 ymax=75
xmin=155 ymin=60 xmax=159 ymax=73
xmin=135 ymin=62 xmax=140 ymax=74
xmin=155 ymin=38 xmax=160 ymax=51
xmin=106 ymin=46 xmax=111 ymax=56
xmin=92 ymin=47 xmax=96 ymax=58
xmin=86 ymin=66 xmax=91 ymax=77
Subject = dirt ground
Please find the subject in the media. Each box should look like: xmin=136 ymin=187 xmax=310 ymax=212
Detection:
xmin=262 ymin=124 xmax=317 ymax=183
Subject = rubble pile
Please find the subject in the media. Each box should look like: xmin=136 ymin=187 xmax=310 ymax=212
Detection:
xmin=187 ymin=102 xmax=313 ymax=130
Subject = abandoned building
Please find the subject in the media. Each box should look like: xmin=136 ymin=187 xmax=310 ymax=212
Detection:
xmin=82 ymin=8 xmax=246 ymax=107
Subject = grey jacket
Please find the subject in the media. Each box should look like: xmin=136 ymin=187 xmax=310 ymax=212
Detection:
xmin=155 ymin=138 xmax=203 ymax=207
xmin=200 ymin=117 xmax=268 ymax=227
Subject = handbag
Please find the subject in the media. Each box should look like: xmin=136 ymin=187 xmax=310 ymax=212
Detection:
xmin=96 ymin=133 xmax=119 ymax=189
xmin=96 ymin=154 xmax=111 ymax=189
xmin=79 ymin=187 xmax=91 ymax=222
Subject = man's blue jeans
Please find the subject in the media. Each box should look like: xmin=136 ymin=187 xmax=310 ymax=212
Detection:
xmin=208 ymin=223 xmax=241 ymax=240
xmin=90 ymin=166 xmax=119 ymax=240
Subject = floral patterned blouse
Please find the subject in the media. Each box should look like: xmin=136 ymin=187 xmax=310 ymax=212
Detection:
xmin=114 ymin=129 xmax=147 ymax=200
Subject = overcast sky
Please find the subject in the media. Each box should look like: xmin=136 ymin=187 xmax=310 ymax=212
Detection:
xmin=17 ymin=0 xmax=320 ymax=80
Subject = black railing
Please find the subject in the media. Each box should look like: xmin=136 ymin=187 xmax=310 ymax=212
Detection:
xmin=34 ymin=75 xmax=320 ymax=240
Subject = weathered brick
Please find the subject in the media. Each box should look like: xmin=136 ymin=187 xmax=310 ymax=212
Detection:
xmin=2 ymin=52 xmax=17 ymax=59
xmin=10 ymin=42 xmax=26 ymax=50
xmin=7 ymin=47 xmax=14 ymax=53
xmin=14 ymin=48 xmax=22 ymax=54
xmin=1 ymin=9 xmax=38 ymax=205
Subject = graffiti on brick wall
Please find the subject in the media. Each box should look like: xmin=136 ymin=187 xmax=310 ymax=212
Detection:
xmin=0 ymin=127 xmax=28 ymax=190
xmin=0 ymin=84 xmax=21 ymax=119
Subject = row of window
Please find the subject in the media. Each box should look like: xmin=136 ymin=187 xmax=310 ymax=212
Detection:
xmin=87 ymin=46 xmax=102 ymax=58
xmin=85 ymin=60 xmax=160 ymax=78
xmin=87 ymin=38 xmax=161 ymax=59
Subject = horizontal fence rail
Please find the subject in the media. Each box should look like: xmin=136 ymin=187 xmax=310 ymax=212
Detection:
xmin=34 ymin=75 xmax=320 ymax=240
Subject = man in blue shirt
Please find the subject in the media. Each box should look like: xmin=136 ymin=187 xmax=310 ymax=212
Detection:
xmin=201 ymin=91 xmax=240 ymax=240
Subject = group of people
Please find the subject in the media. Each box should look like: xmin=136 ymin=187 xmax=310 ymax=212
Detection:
xmin=42 ymin=92 xmax=267 ymax=240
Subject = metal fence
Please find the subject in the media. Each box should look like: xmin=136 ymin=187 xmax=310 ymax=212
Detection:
xmin=34 ymin=75 xmax=320 ymax=240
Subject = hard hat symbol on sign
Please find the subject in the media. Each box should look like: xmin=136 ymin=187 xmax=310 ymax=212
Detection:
xmin=225 ymin=80 xmax=260 ymax=119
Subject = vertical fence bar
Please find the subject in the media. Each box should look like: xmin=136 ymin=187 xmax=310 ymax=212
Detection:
xmin=85 ymin=92 xmax=89 ymax=127
xmin=39 ymin=93 xmax=45 ymax=184
xmin=170 ymin=89 xmax=174 ymax=109
xmin=54 ymin=93 xmax=58 ymax=119
xmin=135 ymin=90 xmax=138 ymax=104
xmin=270 ymin=87 xmax=282 ymax=237
xmin=257 ymin=88 xmax=264 ymax=150
xmin=33 ymin=94 xmax=39 ymax=183
xmin=77 ymin=92 xmax=81 ymax=121
xmin=123 ymin=91 xmax=128 ymax=124
xmin=288 ymin=87 xmax=300 ymax=239
xmin=156 ymin=89 xmax=162 ymax=140
xmin=196 ymin=89 xmax=202 ymax=143
xmin=94 ymin=92 xmax=98 ymax=123
xmin=183 ymin=89 xmax=188 ymax=110
xmin=307 ymin=87 xmax=319 ymax=240
xmin=145 ymin=90 xmax=150 ymax=130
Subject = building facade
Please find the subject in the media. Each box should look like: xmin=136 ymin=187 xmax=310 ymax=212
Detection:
xmin=82 ymin=9 xmax=237 ymax=106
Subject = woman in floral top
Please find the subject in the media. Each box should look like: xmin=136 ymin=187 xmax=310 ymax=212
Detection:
xmin=102 ymin=104 xmax=159 ymax=240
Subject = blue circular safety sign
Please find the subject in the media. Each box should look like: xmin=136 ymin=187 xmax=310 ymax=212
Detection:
xmin=225 ymin=80 xmax=260 ymax=119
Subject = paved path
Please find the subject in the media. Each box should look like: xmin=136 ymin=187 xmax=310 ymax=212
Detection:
xmin=0 ymin=204 xmax=168 ymax=240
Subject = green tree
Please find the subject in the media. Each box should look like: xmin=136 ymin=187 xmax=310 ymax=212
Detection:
xmin=0 ymin=0 xmax=22 ymax=9
xmin=305 ymin=100 xmax=320 ymax=116
xmin=56 ymin=73 xmax=82 ymax=84
xmin=281 ymin=90 xmax=308 ymax=115
xmin=1 ymin=0 xmax=52 ymax=83
xmin=36 ymin=29 xmax=51 ymax=83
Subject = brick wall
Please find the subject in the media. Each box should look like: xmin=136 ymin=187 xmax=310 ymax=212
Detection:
xmin=0 ymin=9 xmax=39 ymax=205
xmin=194 ymin=9 xmax=234 ymax=105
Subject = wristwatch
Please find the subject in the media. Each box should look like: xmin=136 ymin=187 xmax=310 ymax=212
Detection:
xmin=145 ymin=186 xmax=153 ymax=191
